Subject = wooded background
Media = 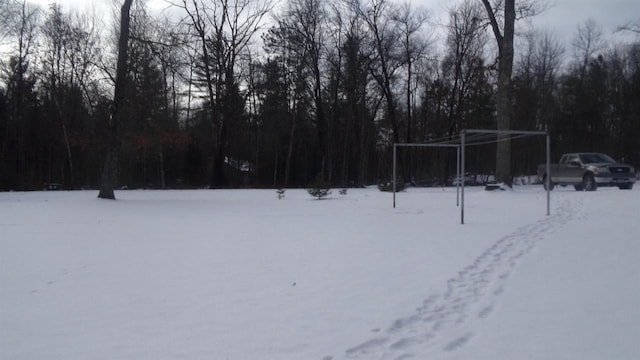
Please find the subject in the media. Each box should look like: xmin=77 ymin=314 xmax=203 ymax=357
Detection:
xmin=1 ymin=0 xmax=638 ymax=190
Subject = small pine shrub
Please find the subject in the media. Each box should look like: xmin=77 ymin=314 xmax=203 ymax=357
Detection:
xmin=307 ymin=175 xmax=332 ymax=199
xmin=308 ymin=187 xmax=331 ymax=199
xmin=378 ymin=178 xmax=405 ymax=192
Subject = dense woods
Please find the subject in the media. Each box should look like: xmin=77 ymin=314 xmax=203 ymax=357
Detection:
xmin=1 ymin=0 xmax=638 ymax=191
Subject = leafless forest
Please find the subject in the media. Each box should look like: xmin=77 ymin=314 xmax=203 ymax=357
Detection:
xmin=1 ymin=0 xmax=638 ymax=190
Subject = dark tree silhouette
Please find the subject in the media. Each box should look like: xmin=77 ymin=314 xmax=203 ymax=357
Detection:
xmin=98 ymin=0 xmax=133 ymax=199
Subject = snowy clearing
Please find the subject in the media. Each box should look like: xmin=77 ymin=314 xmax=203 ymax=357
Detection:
xmin=1 ymin=186 xmax=639 ymax=360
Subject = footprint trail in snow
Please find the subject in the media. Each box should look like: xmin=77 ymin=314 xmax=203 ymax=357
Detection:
xmin=327 ymin=194 xmax=581 ymax=360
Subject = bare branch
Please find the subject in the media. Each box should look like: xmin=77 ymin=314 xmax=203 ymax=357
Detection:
xmin=616 ymin=19 xmax=640 ymax=34
xmin=480 ymin=0 xmax=503 ymax=50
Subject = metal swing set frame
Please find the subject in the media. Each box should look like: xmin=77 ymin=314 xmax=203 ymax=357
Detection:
xmin=392 ymin=129 xmax=551 ymax=224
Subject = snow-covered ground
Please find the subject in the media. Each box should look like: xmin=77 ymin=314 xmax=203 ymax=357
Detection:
xmin=1 ymin=185 xmax=639 ymax=360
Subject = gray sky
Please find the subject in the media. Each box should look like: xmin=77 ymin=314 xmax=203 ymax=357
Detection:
xmin=28 ymin=0 xmax=640 ymax=50
xmin=422 ymin=0 xmax=639 ymax=44
xmin=529 ymin=0 xmax=639 ymax=40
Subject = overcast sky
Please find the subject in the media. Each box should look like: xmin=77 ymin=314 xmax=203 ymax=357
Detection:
xmin=28 ymin=0 xmax=640 ymax=50
xmin=522 ymin=0 xmax=638 ymax=40
xmin=423 ymin=0 xmax=639 ymax=44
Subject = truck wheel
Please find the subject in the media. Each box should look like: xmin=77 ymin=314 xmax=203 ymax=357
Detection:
xmin=543 ymin=176 xmax=554 ymax=191
xmin=583 ymin=174 xmax=597 ymax=191
xmin=574 ymin=184 xmax=584 ymax=191
xmin=618 ymin=183 xmax=634 ymax=190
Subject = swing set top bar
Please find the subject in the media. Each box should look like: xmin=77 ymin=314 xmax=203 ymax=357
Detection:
xmin=394 ymin=143 xmax=460 ymax=148
xmin=394 ymin=130 xmax=547 ymax=149
xmin=464 ymin=129 xmax=547 ymax=135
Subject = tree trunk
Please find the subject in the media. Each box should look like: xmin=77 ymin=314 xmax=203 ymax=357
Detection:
xmin=284 ymin=110 xmax=296 ymax=188
xmin=482 ymin=0 xmax=515 ymax=186
xmin=98 ymin=0 xmax=133 ymax=199
xmin=496 ymin=0 xmax=515 ymax=186
xmin=313 ymin=67 xmax=329 ymax=181
xmin=159 ymin=144 xmax=165 ymax=189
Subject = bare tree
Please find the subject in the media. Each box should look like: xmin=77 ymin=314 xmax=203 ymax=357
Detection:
xmin=3 ymin=0 xmax=39 ymax=89
xmin=325 ymin=1 xmax=346 ymax=184
xmin=0 ymin=0 xmax=21 ymax=44
xmin=288 ymin=0 xmax=330 ymax=180
xmin=572 ymin=18 xmax=605 ymax=78
xmin=123 ymin=10 xmax=188 ymax=189
xmin=98 ymin=0 xmax=134 ymax=199
xmin=262 ymin=15 xmax=313 ymax=187
xmin=174 ymin=0 xmax=272 ymax=187
xmin=392 ymin=1 xmax=430 ymax=144
xmin=443 ymin=0 xmax=486 ymax=134
xmin=328 ymin=1 xmax=378 ymax=186
xmin=40 ymin=4 xmax=102 ymax=188
xmin=357 ymin=0 xmax=403 ymax=145
xmin=0 ymin=0 xmax=40 ymax=186
xmin=532 ymin=30 xmax=563 ymax=129
xmin=149 ymin=18 xmax=188 ymax=189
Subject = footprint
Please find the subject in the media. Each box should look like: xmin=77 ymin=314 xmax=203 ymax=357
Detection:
xmin=478 ymin=304 xmax=494 ymax=318
xmin=345 ymin=337 xmax=388 ymax=355
xmin=444 ymin=332 xmax=474 ymax=351
xmin=394 ymin=354 xmax=415 ymax=360
xmin=389 ymin=337 xmax=420 ymax=350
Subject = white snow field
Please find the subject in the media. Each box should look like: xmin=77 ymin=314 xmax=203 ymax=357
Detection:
xmin=1 ymin=185 xmax=639 ymax=360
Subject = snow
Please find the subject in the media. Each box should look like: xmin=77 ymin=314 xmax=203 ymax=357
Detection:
xmin=1 ymin=185 xmax=639 ymax=360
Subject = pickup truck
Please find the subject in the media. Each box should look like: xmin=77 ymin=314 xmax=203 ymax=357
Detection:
xmin=537 ymin=153 xmax=636 ymax=191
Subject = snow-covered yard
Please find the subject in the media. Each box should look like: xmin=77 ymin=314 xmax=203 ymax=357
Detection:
xmin=1 ymin=185 xmax=639 ymax=359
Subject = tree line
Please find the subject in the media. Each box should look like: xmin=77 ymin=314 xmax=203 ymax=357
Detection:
xmin=1 ymin=0 xmax=638 ymax=191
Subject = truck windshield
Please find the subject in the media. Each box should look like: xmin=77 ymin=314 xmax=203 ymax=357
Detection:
xmin=579 ymin=153 xmax=615 ymax=164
